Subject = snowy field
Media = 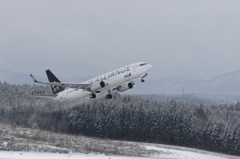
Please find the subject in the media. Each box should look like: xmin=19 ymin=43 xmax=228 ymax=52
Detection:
xmin=0 ymin=123 xmax=239 ymax=159
xmin=0 ymin=145 xmax=239 ymax=159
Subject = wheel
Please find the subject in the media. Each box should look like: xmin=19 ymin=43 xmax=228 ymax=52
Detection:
xmin=141 ymin=79 xmax=145 ymax=82
xmin=106 ymin=94 xmax=112 ymax=99
xmin=90 ymin=94 xmax=96 ymax=98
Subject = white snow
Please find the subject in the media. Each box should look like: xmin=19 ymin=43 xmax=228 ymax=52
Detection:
xmin=0 ymin=151 xmax=145 ymax=159
xmin=0 ymin=146 xmax=238 ymax=159
xmin=145 ymin=145 xmax=230 ymax=159
xmin=1 ymin=141 xmax=8 ymax=147
xmin=0 ymin=123 xmax=239 ymax=159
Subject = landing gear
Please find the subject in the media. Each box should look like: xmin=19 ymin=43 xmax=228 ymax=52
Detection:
xmin=106 ymin=91 xmax=113 ymax=99
xmin=90 ymin=94 xmax=96 ymax=99
xmin=106 ymin=94 xmax=112 ymax=99
xmin=141 ymin=73 xmax=147 ymax=82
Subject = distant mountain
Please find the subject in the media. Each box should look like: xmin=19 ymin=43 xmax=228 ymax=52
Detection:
xmin=0 ymin=70 xmax=46 ymax=85
xmin=131 ymin=70 xmax=240 ymax=95
xmin=198 ymin=70 xmax=240 ymax=87
xmin=1 ymin=69 xmax=240 ymax=95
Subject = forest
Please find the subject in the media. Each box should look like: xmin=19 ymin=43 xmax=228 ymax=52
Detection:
xmin=0 ymin=81 xmax=240 ymax=155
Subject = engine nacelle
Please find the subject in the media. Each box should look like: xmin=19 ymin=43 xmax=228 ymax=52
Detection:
xmin=118 ymin=82 xmax=133 ymax=92
xmin=90 ymin=81 xmax=106 ymax=92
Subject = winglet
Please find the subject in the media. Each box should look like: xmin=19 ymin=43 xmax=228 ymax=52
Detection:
xmin=30 ymin=74 xmax=38 ymax=83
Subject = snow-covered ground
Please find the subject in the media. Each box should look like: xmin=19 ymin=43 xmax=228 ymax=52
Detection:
xmin=0 ymin=146 xmax=239 ymax=159
xmin=0 ymin=123 xmax=239 ymax=159
xmin=145 ymin=145 xmax=236 ymax=159
xmin=0 ymin=151 xmax=147 ymax=159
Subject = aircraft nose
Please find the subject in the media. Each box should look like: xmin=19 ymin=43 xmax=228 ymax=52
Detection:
xmin=148 ymin=64 xmax=153 ymax=69
xmin=147 ymin=64 xmax=153 ymax=71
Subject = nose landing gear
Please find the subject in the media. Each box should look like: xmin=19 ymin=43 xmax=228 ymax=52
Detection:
xmin=141 ymin=73 xmax=148 ymax=82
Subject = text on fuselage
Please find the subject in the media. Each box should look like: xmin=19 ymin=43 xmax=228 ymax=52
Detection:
xmin=84 ymin=66 xmax=131 ymax=84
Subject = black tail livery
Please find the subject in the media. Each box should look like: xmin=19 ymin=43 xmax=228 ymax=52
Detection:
xmin=46 ymin=69 xmax=64 ymax=94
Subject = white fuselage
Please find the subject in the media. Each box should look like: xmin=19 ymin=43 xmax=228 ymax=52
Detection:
xmin=54 ymin=62 xmax=153 ymax=101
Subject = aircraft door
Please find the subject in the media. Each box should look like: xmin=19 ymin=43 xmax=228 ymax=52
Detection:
xmin=124 ymin=65 xmax=131 ymax=82
xmin=132 ymin=64 xmax=137 ymax=78
xmin=133 ymin=64 xmax=137 ymax=72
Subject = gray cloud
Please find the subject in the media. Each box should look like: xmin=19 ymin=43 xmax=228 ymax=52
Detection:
xmin=0 ymin=0 xmax=240 ymax=80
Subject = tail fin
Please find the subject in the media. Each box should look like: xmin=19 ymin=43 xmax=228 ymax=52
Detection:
xmin=46 ymin=69 xmax=65 ymax=94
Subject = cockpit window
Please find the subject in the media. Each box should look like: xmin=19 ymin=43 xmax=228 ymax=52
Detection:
xmin=140 ymin=63 xmax=147 ymax=66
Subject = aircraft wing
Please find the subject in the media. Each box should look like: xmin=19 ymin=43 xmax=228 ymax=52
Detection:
xmin=31 ymin=94 xmax=57 ymax=98
xmin=30 ymin=74 xmax=91 ymax=89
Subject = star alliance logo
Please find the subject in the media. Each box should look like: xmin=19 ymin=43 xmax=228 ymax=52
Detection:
xmin=51 ymin=81 xmax=59 ymax=92
xmin=52 ymin=85 xmax=59 ymax=92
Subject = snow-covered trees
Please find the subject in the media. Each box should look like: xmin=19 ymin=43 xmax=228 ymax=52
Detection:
xmin=0 ymin=82 xmax=240 ymax=155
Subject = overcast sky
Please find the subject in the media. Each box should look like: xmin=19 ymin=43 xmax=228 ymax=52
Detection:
xmin=0 ymin=0 xmax=240 ymax=80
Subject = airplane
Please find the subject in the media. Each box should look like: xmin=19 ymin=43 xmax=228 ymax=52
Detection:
xmin=30 ymin=62 xmax=153 ymax=101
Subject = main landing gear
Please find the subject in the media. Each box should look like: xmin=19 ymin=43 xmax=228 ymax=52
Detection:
xmin=106 ymin=91 xmax=112 ymax=99
xmin=90 ymin=93 xmax=96 ymax=99
xmin=141 ymin=78 xmax=145 ymax=82
xmin=106 ymin=94 xmax=112 ymax=99
xmin=90 ymin=92 xmax=112 ymax=99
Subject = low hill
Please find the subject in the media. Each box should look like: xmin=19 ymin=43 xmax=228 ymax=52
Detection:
xmin=0 ymin=123 xmax=237 ymax=159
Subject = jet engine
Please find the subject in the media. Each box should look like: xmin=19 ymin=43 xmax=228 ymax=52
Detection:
xmin=90 ymin=81 xmax=106 ymax=92
xmin=118 ymin=82 xmax=134 ymax=92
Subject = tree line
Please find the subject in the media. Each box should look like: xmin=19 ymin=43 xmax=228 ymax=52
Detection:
xmin=0 ymin=81 xmax=240 ymax=155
